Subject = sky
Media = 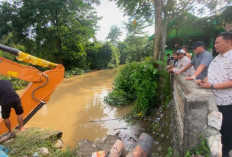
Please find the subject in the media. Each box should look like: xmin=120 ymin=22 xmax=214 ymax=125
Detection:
xmin=95 ymin=0 xmax=154 ymax=41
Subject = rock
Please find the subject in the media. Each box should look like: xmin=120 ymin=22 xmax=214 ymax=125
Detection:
xmin=32 ymin=152 xmax=39 ymax=157
xmin=157 ymin=146 xmax=162 ymax=152
xmin=3 ymin=138 xmax=14 ymax=144
xmin=154 ymin=141 xmax=159 ymax=145
xmin=39 ymin=147 xmax=49 ymax=156
xmin=54 ymin=139 xmax=63 ymax=149
xmin=208 ymin=111 xmax=222 ymax=130
xmin=155 ymin=118 xmax=160 ymax=123
xmin=97 ymin=135 xmax=119 ymax=152
xmin=77 ymin=139 xmax=98 ymax=157
xmin=207 ymin=134 xmax=222 ymax=157
xmin=161 ymin=134 xmax=164 ymax=138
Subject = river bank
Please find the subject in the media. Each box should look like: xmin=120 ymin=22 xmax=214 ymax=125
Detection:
xmin=1 ymin=128 xmax=73 ymax=157
xmin=0 ymin=102 xmax=173 ymax=157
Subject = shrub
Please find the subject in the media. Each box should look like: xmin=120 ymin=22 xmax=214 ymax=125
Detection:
xmin=65 ymin=67 xmax=84 ymax=78
xmin=104 ymin=58 xmax=170 ymax=117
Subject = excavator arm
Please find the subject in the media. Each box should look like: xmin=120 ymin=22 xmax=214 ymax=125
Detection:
xmin=0 ymin=44 xmax=65 ymax=135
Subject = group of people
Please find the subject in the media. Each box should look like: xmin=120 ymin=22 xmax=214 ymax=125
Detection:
xmin=167 ymin=32 xmax=232 ymax=157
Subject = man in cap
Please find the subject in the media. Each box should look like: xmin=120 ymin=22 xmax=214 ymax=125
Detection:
xmin=176 ymin=41 xmax=213 ymax=80
xmin=198 ymin=32 xmax=232 ymax=156
xmin=182 ymin=45 xmax=192 ymax=59
xmin=168 ymin=49 xmax=195 ymax=76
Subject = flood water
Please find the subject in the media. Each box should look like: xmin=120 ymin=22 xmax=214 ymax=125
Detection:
xmin=25 ymin=69 xmax=134 ymax=147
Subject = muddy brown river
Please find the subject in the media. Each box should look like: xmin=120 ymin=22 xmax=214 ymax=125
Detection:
xmin=25 ymin=69 xmax=134 ymax=147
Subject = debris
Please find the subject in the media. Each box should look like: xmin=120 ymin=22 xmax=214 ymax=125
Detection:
xmin=91 ymin=151 xmax=106 ymax=157
xmin=108 ymin=139 xmax=124 ymax=157
xmin=89 ymin=119 xmax=119 ymax=122
xmin=53 ymin=140 xmax=63 ymax=149
xmin=32 ymin=152 xmax=39 ymax=157
xmin=126 ymin=133 xmax=154 ymax=157
xmin=39 ymin=147 xmax=49 ymax=156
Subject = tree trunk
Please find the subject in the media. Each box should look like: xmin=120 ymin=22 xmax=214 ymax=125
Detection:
xmin=160 ymin=14 xmax=167 ymax=61
xmin=153 ymin=0 xmax=162 ymax=60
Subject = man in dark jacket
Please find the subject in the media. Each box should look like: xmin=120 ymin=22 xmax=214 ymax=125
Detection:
xmin=0 ymin=80 xmax=24 ymax=134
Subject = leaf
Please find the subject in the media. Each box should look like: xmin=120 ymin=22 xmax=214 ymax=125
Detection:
xmin=154 ymin=60 xmax=167 ymax=66
xmin=153 ymin=69 xmax=158 ymax=74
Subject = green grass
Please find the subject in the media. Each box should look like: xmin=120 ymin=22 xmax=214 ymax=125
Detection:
xmin=3 ymin=128 xmax=76 ymax=157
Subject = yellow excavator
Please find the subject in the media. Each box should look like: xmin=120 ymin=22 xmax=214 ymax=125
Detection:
xmin=0 ymin=44 xmax=65 ymax=135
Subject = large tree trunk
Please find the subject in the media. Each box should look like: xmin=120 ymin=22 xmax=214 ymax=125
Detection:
xmin=160 ymin=14 xmax=167 ymax=61
xmin=153 ymin=0 xmax=162 ymax=60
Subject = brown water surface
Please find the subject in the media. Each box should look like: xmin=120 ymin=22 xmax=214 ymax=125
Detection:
xmin=26 ymin=69 xmax=133 ymax=147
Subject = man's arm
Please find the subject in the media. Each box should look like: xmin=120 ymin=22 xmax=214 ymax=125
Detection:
xmin=175 ymin=63 xmax=192 ymax=74
xmin=199 ymin=80 xmax=232 ymax=89
xmin=185 ymin=64 xmax=205 ymax=80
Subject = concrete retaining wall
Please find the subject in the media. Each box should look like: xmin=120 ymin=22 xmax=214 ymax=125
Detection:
xmin=172 ymin=73 xmax=222 ymax=157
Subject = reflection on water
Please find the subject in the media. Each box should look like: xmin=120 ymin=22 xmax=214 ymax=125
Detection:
xmin=26 ymin=69 xmax=133 ymax=147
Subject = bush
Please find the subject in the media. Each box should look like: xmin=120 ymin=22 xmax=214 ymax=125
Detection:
xmin=104 ymin=58 xmax=170 ymax=117
xmin=65 ymin=67 xmax=84 ymax=78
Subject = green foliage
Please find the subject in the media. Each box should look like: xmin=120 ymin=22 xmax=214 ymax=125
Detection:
xmin=117 ymin=35 xmax=152 ymax=64
xmin=86 ymin=42 xmax=120 ymax=69
xmin=221 ymin=6 xmax=232 ymax=23
xmin=0 ymin=75 xmax=28 ymax=90
xmin=104 ymin=59 xmax=169 ymax=117
xmin=166 ymin=147 xmax=174 ymax=157
xmin=3 ymin=128 xmax=76 ymax=157
xmin=0 ymin=0 xmax=100 ymax=70
xmin=65 ymin=67 xmax=84 ymax=78
xmin=166 ymin=136 xmax=210 ymax=157
xmin=106 ymin=25 xmax=122 ymax=45
xmin=186 ymin=136 xmax=210 ymax=157
xmin=104 ymin=89 xmax=130 ymax=106
xmin=104 ymin=62 xmax=139 ymax=106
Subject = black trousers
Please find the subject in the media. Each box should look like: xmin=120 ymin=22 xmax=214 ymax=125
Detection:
xmin=217 ymin=105 xmax=232 ymax=157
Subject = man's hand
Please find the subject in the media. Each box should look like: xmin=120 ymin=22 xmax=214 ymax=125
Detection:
xmin=203 ymin=77 xmax=208 ymax=82
xmin=167 ymin=65 xmax=172 ymax=69
xmin=168 ymin=69 xmax=173 ymax=73
xmin=197 ymin=79 xmax=203 ymax=85
xmin=185 ymin=75 xmax=196 ymax=80
xmin=175 ymin=71 xmax=182 ymax=74
xmin=198 ymin=80 xmax=211 ymax=89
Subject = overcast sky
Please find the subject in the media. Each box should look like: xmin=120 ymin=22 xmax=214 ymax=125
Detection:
xmin=95 ymin=0 xmax=154 ymax=41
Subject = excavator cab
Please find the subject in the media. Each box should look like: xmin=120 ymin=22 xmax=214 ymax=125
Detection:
xmin=0 ymin=44 xmax=65 ymax=135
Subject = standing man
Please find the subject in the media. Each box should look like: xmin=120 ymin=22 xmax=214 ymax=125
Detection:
xmin=182 ymin=45 xmax=192 ymax=59
xmin=169 ymin=49 xmax=195 ymax=76
xmin=199 ymin=32 xmax=232 ymax=157
xmin=176 ymin=41 xmax=213 ymax=80
xmin=0 ymin=80 xmax=24 ymax=135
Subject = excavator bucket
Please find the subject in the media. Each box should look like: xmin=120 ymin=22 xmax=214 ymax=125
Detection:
xmin=0 ymin=44 xmax=65 ymax=135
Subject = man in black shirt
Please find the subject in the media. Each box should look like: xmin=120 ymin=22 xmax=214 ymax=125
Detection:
xmin=0 ymin=80 xmax=24 ymax=134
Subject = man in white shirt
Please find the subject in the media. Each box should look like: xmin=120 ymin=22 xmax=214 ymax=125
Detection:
xmin=198 ymin=32 xmax=232 ymax=157
xmin=169 ymin=49 xmax=195 ymax=76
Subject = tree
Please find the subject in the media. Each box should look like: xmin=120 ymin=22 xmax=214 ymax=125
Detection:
xmin=106 ymin=25 xmax=122 ymax=45
xmin=110 ymin=0 xmax=232 ymax=60
xmin=0 ymin=0 xmax=100 ymax=70
xmin=86 ymin=41 xmax=120 ymax=69
xmin=124 ymin=18 xmax=148 ymax=36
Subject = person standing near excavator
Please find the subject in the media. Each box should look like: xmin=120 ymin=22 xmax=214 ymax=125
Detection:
xmin=0 ymin=80 xmax=24 ymax=135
